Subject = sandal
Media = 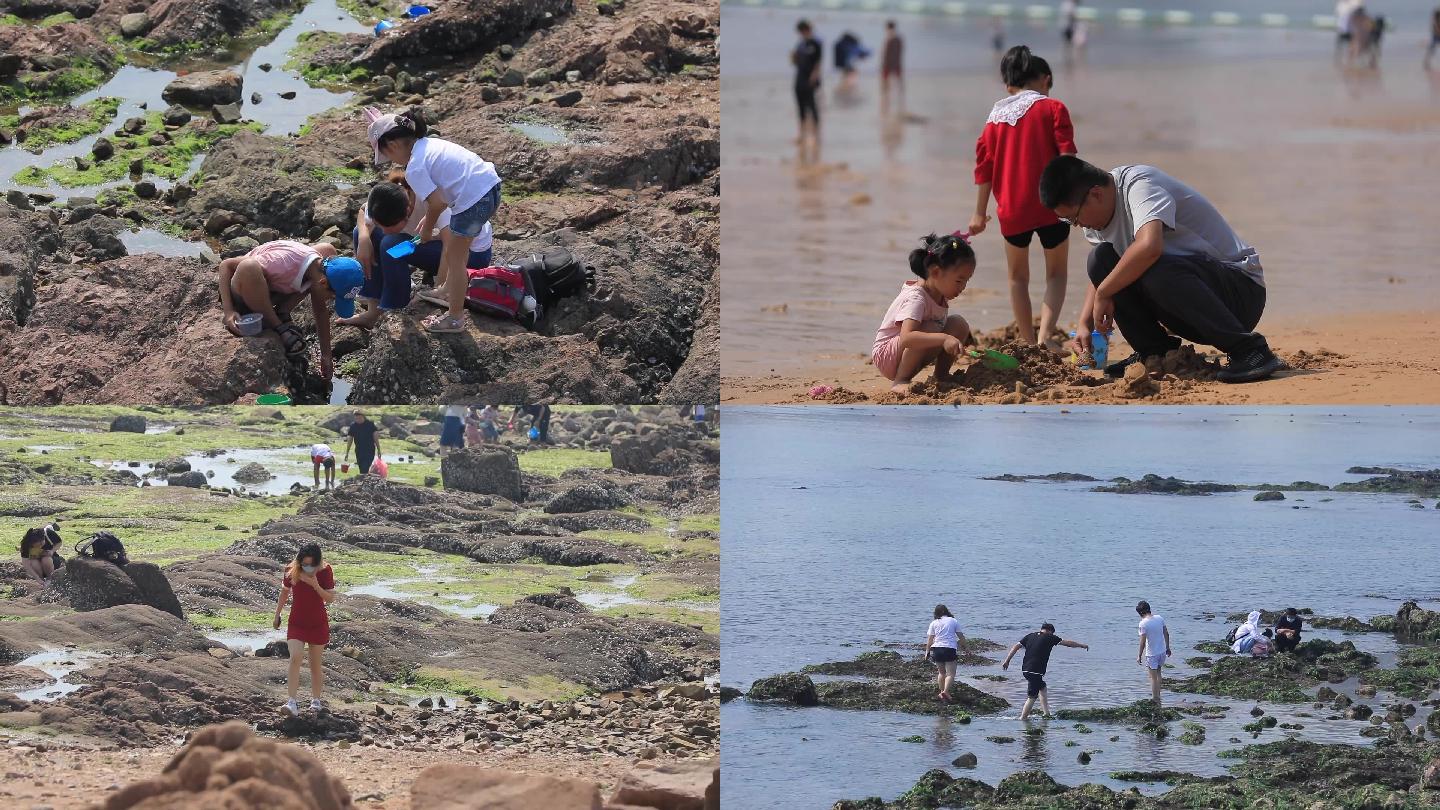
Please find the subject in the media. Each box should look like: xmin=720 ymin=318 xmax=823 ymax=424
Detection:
xmin=417 ymin=288 xmax=449 ymax=307
xmin=424 ymin=314 xmax=466 ymax=334
xmin=275 ymin=322 xmax=307 ymax=357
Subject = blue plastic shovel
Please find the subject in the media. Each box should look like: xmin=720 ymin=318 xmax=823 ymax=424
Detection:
xmin=386 ymin=237 xmax=420 ymax=259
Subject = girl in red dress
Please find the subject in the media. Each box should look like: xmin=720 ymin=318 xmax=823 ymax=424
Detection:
xmin=272 ymin=542 xmax=336 ymax=716
xmin=969 ymin=46 xmax=1079 ymax=353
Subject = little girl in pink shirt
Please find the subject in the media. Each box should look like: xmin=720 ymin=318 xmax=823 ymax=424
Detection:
xmin=872 ymin=232 xmax=976 ymax=394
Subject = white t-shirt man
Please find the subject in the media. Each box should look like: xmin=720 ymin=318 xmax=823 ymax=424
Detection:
xmin=1138 ymin=614 xmax=1168 ymax=669
xmin=405 ymin=137 xmax=501 ymax=215
xmin=310 ymin=444 xmax=335 ymax=462
xmin=928 ymin=616 xmax=961 ymax=649
xmin=1084 ymin=164 xmax=1264 ymax=288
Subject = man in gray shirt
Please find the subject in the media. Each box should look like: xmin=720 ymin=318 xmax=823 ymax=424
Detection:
xmin=1038 ymin=156 xmax=1282 ymax=383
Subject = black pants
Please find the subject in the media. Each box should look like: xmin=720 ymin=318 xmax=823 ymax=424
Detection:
xmin=795 ymin=84 xmax=819 ymax=125
xmin=1088 ymin=244 xmax=1267 ymax=357
xmin=355 ymin=446 xmax=375 ymax=475
xmin=534 ymin=408 xmax=551 ymax=442
xmin=1275 ymin=633 xmax=1300 ymax=653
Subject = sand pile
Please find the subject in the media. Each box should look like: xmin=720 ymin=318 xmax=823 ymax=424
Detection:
xmin=1139 ymin=345 xmax=1223 ymax=380
xmin=99 ymin=720 xmax=353 ymax=810
xmin=1283 ymin=348 xmax=1346 ymax=371
xmin=973 ymin=321 xmax=1072 ymax=349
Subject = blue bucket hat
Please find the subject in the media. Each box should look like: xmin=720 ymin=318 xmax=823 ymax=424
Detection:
xmin=324 ymin=257 xmax=365 ymax=318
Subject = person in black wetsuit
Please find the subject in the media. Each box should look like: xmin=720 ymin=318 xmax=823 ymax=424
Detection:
xmin=342 ymin=411 xmax=382 ymax=476
xmin=791 ymin=20 xmax=823 ymax=146
xmin=1274 ymin=607 xmax=1303 ymax=653
xmin=510 ymin=404 xmax=552 ymax=444
xmin=1001 ymin=622 xmax=1089 ymax=720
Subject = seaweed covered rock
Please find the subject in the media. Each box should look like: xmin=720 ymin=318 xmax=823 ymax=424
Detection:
xmin=813 ymin=679 xmax=1008 ymax=716
xmin=46 ymin=556 xmax=183 ymax=619
xmin=1395 ymin=601 xmax=1440 ymax=644
xmin=746 ymin=672 xmax=818 ymax=706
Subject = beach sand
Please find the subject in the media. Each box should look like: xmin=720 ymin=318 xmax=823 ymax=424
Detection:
xmin=720 ymin=8 xmax=1440 ymax=404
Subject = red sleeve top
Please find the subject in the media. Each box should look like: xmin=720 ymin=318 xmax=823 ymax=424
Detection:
xmin=283 ymin=564 xmax=334 ymax=645
xmin=974 ymin=97 xmax=1077 ymax=237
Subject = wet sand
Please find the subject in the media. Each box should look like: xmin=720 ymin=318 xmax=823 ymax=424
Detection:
xmin=720 ymin=8 xmax=1440 ymax=403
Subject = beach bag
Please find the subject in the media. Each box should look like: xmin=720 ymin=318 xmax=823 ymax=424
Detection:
xmin=371 ymin=458 xmax=389 ymax=478
xmin=465 ymin=266 xmax=538 ymax=329
xmin=510 ymin=248 xmax=595 ymax=308
xmin=77 ymin=531 xmax=129 ymax=567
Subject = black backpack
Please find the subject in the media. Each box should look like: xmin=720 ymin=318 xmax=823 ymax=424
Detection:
xmin=510 ymin=249 xmax=596 ymax=309
xmin=77 ymin=531 xmax=129 ymax=566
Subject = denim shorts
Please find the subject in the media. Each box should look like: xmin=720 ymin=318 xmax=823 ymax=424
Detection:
xmin=450 ymin=183 xmax=502 ymax=238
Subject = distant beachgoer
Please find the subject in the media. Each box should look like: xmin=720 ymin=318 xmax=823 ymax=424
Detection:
xmin=310 ymin=443 xmax=336 ymax=489
xmin=792 ymin=20 xmax=823 ymax=145
xmin=871 ymin=233 xmax=976 ymax=394
xmin=881 ymin=21 xmax=904 ymax=106
xmin=925 ymin=604 xmax=971 ymax=702
xmin=465 ymin=406 xmax=483 ymax=446
xmin=1368 ymin=14 xmax=1386 ymax=66
xmin=439 ymin=404 xmax=466 ymax=454
xmin=1252 ymin=629 xmax=1274 ymax=657
xmin=1135 ymin=600 xmax=1171 ymax=707
xmin=1274 ymin=607 xmax=1303 ymax=652
xmin=970 ymin=46 xmax=1078 ymax=352
xmin=991 ymin=19 xmax=1005 ymax=55
xmin=511 ymin=404 xmax=552 ymax=443
xmin=1349 ymin=6 xmax=1373 ymax=64
xmin=217 ymin=240 xmax=364 ymax=380
xmin=1001 ymin=622 xmax=1089 ymax=720
xmin=834 ymin=31 xmax=869 ymax=92
xmin=19 ymin=525 xmax=62 ymax=584
xmin=479 ymin=404 xmax=501 ymax=442
xmin=1335 ymin=0 xmax=1358 ymax=60
xmin=1230 ymin=609 xmax=1263 ymax=653
xmin=273 ymin=542 xmax=335 ymax=716
xmin=342 ymin=411 xmax=382 ymax=476
xmin=1426 ymin=8 xmax=1440 ymax=69
xmin=1060 ymin=0 xmax=1079 ymax=46
xmin=1039 ymin=156 xmax=1283 ymax=383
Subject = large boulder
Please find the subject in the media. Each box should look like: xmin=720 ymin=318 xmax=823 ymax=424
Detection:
xmin=543 ymin=483 xmax=626 ymax=514
xmin=441 ymin=447 xmax=524 ymax=502
xmin=161 ymin=70 xmax=242 ymax=107
xmin=182 ymin=131 xmax=331 ymax=237
xmin=747 ymin=673 xmax=818 ymax=706
xmin=52 ymin=556 xmax=141 ymax=612
xmin=118 ymin=12 xmax=151 ymax=38
xmin=142 ymin=0 xmax=297 ymax=51
xmin=168 ymin=471 xmax=208 ymax=488
xmin=611 ymin=426 xmax=714 ymax=476
xmin=152 ymin=456 xmax=191 ymax=475
xmin=609 ymin=759 xmax=719 ymax=810
xmin=0 ymin=255 xmax=297 ymax=405
xmin=233 ymin=462 xmax=271 ymax=484
xmin=1395 ymin=601 xmax=1440 ymax=644
xmin=100 ymin=720 xmax=353 ymax=809
xmin=353 ymin=0 xmax=572 ymax=68
xmin=0 ymin=202 xmax=62 ymax=327
xmin=110 ymin=414 xmax=147 ymax=433
xmin=409 ymin=765 xmax=600 ymax=810
xmin=119 ymin=561 xmax=184 ymax=619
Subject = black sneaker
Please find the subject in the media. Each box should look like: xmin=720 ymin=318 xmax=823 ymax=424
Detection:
xmin=1217 ymin=347 xmax=1284 ymax=383
xmin=1103 ymin=352 xmax=1142 ymax=379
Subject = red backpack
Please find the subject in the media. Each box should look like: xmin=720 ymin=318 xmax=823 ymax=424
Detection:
xmin=466 ymin=266 xmax=538 ymax=328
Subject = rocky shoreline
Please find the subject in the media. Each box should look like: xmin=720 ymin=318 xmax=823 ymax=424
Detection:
xmin=0 ymin=0 xmax=718 ymax=404
xmin=736 ymin=604 xmax=1440 ymax=810
xmin=0 ymin=406 xmax=719 ymax=805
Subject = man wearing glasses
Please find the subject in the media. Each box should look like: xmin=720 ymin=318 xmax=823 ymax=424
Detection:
xmin=1037 ymin=155 xmax=1281 ymax=383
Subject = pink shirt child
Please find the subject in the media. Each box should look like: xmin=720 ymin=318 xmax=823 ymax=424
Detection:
xmin=871 ymin=281 xmax=948 ymax=380
xmin=245 ymin=240 xmax=322 ymax=295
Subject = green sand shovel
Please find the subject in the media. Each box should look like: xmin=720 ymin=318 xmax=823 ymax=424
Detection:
xmin=967 ymin=349 xmax=1019 ymax=371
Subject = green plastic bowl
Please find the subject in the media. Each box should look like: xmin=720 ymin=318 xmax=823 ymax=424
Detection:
xmin=256 ymin=394 xmax=292 ymax=405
